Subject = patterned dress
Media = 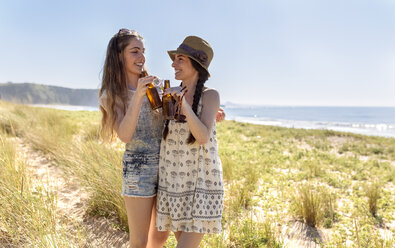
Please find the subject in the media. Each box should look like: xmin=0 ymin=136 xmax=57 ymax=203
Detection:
xmin=156 ymin=102 xmax=224 ymax=234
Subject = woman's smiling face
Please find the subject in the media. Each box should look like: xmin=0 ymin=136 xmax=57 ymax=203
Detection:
xmin=122 ymin=38 xmax=145 ymax=76
xmin=171 ymin=54 xmax=198 ymax=81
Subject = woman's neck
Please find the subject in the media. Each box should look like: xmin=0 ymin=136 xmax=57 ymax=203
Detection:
xmin=181 ymin=82 xmax=198 ymax=104
xmin=181 ymin=73 xmax=199 ymax=100
xmin=126 ymin=72 xmax=140 ymax=90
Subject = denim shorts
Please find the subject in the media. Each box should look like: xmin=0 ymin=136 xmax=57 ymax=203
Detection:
xmin=122 ymin=151 xmax=159 ymax=198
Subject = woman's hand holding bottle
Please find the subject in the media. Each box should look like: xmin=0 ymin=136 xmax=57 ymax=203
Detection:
xmin=135 ymin=76 xmax=156 ymax=98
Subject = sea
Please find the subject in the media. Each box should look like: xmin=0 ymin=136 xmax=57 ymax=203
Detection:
xmin=224 ymin=105 xmax=395 ymax=138
xmin=30 ymin=104 xmax=395 ymax=138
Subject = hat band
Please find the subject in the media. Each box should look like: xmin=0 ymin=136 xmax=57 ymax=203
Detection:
xmin=178 ymin=44 xmax=208 ymax=66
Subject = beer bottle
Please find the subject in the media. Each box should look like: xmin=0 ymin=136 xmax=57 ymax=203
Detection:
xmin=140 ymin=71 xmax=148 ymax=77
xmin=142 ymin=71 xmax=162 ymax=110
xmin=162 ymin=80 xmax=176 ymax=119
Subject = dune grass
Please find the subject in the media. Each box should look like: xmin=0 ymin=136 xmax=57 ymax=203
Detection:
xmin=0 ymin=130 xmax=85 ymax=247
xmin=0 ymin=101 xmax=128 ymax=229
xmin=0 ymin=100 xmax=394 ymax=247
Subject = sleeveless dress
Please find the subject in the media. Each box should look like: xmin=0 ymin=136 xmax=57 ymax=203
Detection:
xmin=156 ymin=101 xmax=224 ymax=234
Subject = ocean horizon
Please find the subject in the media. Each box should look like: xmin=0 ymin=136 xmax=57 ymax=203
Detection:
xmin=29 ymin=104 xmax=395 ymax=138
xmin=224 ymin=105 xmax=395 ymax=138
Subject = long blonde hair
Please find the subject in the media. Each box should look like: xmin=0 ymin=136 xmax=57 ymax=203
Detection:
xmin=99 ymin=29 xmax=145 ymax=142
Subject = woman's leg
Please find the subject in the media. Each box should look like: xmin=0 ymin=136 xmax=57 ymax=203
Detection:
xmin=174 ymin=231 xmax=182 ymax=241
xmin=174 ymin=232 xmax=204 ymax=248
xmin=124 ymin=196 xmax=155 ymax=248
xmin=147 ymin=197 xmax=170 ymax=248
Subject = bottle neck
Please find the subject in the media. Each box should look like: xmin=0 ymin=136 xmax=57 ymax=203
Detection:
xmin=164 ymin=80 xmax=172 ymax=97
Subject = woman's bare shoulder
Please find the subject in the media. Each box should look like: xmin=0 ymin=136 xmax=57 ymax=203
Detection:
xmin=202 ymin=87 xmax=220 ymax=108
xmin=202 ymin=87 xmax=219 ymax=101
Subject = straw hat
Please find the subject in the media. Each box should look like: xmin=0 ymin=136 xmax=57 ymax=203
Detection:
xmin=167 ymin=36 xmax=214 ymax=75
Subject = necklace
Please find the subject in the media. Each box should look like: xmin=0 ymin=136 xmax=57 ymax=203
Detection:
xmin=128 ymin=84 xmax=136 ymax=91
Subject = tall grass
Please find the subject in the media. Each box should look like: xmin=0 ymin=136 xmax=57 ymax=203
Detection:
xmin=2 ymin=103 xmax=129 ymax=228
xmin=290 ymin=183 xmax=336 ymax=228
xmin=227 ymin=218 xmax=282 ymax=248
xmin=58 ymin=140 xmax=127 ymax=227
xmin=363 ymin=181 xmax=381 ymax=218
xmin=0 ymin=132 xmax=84 ymax=247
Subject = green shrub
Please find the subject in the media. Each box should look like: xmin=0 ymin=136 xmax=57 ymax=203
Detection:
xmin=291 ymin=183 xmax=336 ymax=228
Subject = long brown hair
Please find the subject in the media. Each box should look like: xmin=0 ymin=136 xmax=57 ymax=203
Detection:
xmin=99 ymin=29 xmax=145 ymax=142
xmin=162 ymin=59 xmax=209 ymax=144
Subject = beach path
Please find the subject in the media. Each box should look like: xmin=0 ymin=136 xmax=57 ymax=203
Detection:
xmin=15 ymin=137 xmax=130 ymax=247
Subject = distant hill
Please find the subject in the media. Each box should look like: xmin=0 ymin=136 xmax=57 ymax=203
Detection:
xmin=0 ymin=82 xmax=99 ymax=107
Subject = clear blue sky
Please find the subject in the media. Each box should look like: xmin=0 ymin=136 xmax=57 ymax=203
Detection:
xmin=1 ymin=0 xmax=395 ymax=106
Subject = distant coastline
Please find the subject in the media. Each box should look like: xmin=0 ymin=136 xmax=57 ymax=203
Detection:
xmin=0 ymin=82 xmax=99 ymax=107
xmin=28 ymin=103 xmax=395 ymax=138
xmin=29 ymin=104 xmax=99 ymax=112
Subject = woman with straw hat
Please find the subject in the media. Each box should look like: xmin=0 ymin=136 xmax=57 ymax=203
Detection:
xmin=156 ymin=36 xmax=224 ymax=247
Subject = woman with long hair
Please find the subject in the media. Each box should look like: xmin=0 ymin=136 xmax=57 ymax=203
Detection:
xmin=156 ymin=36 xmax=224 ymax=247
xmin=99 ymin=28 xmax=168 ymax=248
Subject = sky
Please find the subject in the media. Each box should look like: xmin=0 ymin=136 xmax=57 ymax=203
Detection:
xmin=1 ymin=0 xmax=395 ymax=106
